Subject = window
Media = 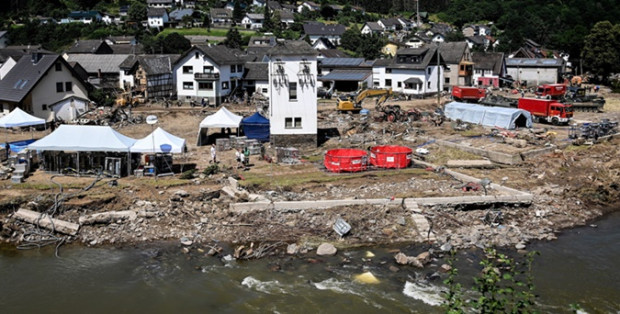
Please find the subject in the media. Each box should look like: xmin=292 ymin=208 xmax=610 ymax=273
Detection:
xmin=262 ymin=88 xmax=268 ymax=93
xmin=427 ymin=81 xmax=431 ymax=88
xmin=294 ymin=117 xmax=302 ymax=128
xmin=445 ymin=78 xmax=450 ymax=84
xmin=198 ymin=82 xmax=213 ymax=90
xmin=397 ymin=82 xmax=402 ymax=88
xmin=289 ymin=82 xmax=297 ymax=100
xmin=231 ymin=65 xmax=236 ymax=73
xmin=285 ymin=117 xmax=293 ymax=128
xmin=386 ymin=68 xmax=392 ymax=73
xmin=460 ymin=65 xmax=465 ymax=71
xmin=445 ymin=65 xmax=451 ymax=72
xmin=385 ymin=79 xmax=392 ymax=87
xmin=203 ymin=66 xmax=214 ymax=73
xmin=183 ymin=66 xmax=193 ymax=74
xmin=237 ymin=64 xmax=243 ymax=72
xmin=427 ymin=67 xmax=431 ymax=75
xmin=55 ymin=63 xmax=62 ymax=71
xmin=373 ymin=81 xmax=379 ymax=87
xmin=42 ymin=104 xmax=48 ymax=111
xmin=56 ymin=82 xmax=63 ymax=93
xmin=65 ymin=82 xmax=72 ymax=92
xmin=222 ymin=81 xmax=229 ymax=89
xmin=195 ymin=52 xmax=200 ymax=59
xmin=183 ymin=81 xmax=193 ymax=89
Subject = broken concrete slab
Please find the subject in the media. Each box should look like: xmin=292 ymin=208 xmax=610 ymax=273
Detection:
xmin=446 ymin=159 xmax=494 ymax=168
xmin=14 ymin=208 xmax=80 ymax=236
xmin=79 ymin=210 xmax=137 ymax=225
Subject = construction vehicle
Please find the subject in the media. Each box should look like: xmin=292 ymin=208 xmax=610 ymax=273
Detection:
xmin=535 ymin=84 xmax=567 ymax=99
xmin=518 ymin=98 xmax=573 ymax=125
xmin=115 ymin=91 xmax=145 ymax=107
xmin=564 ymin=86 xmax=606 ymax=112
xmin=336 ymin=88 xmax=392 ymax=113
xmin=479 ymin=94 xmax=518 ymax=108
xmin=451 ymin=86 xmax=487 ymax=103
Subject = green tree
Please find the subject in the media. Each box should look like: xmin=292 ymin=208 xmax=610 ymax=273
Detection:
xmin=233 ymin=1 xmax=244 ymax=22
xmin=163 ymin=32 xmax=191 ymax=54
xmin=262 ymin=6 xmax=274 ymax=31
xmin=128 ymin=1 xmax=147 ymax=22
xmin=203 ymin=13 xmax=211 ymax=30
xmin=340 ymin=26 xmax=362 ymax=52
xmin=581 ymin=21 xmax=620 ymax=81
xmin=224 ymin=28 xmax=242 ymax=49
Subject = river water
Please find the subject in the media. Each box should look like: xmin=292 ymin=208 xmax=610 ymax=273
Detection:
xmin=1 ymin=212 xmax=619 ymax=313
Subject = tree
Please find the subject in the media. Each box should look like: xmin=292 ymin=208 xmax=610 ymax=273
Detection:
xmin=233 ymin=1 xmax=244 ymax=22
xmin=163 ymin=32 xmax=191 ymax=54
xmin=340 ymin=26 xmax=362 ymax=52
xmin=581 ymin=21 xmax=620 ymax=81
xmin=203 ymin=14 xmax=211 ymax=31
xmin=224 ymin=28 xmax=242 ymax=49
xmin=128 ymin=1 xmax=147 ymax=23
xmin=262 ymin=6 xmax=274 ymax=31
xmin=320 ymin=4 xmax=336 ymax=20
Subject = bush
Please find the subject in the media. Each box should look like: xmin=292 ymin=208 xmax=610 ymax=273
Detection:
xmin=179 ymin=169 xmax=196 ymax=180
xmin=203 ymin=164 xmax=219 ymax=176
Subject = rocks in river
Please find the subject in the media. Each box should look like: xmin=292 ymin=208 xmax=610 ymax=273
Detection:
xmin=439 ymin=264 xmax=452 ymax=273
xmin=440 ymin=242 xmax=453 ymax=252
xmin=394 ymin=252 xmax=423 ymax=268
xmin=286 ymin=243 xmax=299 ymax=255
xmin=416 ymin=251 xmax=431 ymax=265
xmin=180 ymin=237 xmax=193 ymax=246
xmin=316 ymin=243 xmax=337 ymax=256
xmin=515 ymin=242 xmax=526 ymax=250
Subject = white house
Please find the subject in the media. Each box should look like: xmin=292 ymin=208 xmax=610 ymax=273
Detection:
xmin=303 ymin=23 xmax=346 ymax=46
xmin=101 ymin=14 xmax=120 ymax=25
xmin=147 ymin=0 xmax=174 ymax=8
xmin=265 ymin=41 xmax=318 ymax=148
xmin=361 ymin=22 xmax=384 ymax=35
xmin=242 ymin=62 xmax=270 ymax=96
xmin=173 ymin=45 xmax=245 ymax=105
xmin=0 ymin=53 xmax=89 ymax=121
xmin=241 ymin=13 xmax=264 ymax=30
xmin=61 ymin=11 xmax=102 ymax=24
xmin=372 ymin=46 xmax=444 ymax=98
xmin=297 ymin=1 xmax=321 ymax=13
xmin=147 ymin=8 xmax=169 ymax=29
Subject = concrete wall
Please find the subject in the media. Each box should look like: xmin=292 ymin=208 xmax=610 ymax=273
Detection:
xmin=271 ymin=133 xmax=317 ymax=149
xmin=506 ymin=67 xmax=559 ymax=86
xmin=51 ymin=97 xmax=88 ymax=121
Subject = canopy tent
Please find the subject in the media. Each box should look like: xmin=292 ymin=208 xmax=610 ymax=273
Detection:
xmin=130 ymin=127 xmax=186 ymax=153
xmin=29 ymin=125 xmax=136 ymax=152
xmin=197 ymin=107 xmax=243 ymax=146
xmin=0 ymin=108 xmax=46 ymax=128
xmin=444 ymin=102 xmax=533 ymax=130
xmin=240 ymin=112 xmax=270 ymax=142
xmin=199 ymin=107 xmax=243 ymax=128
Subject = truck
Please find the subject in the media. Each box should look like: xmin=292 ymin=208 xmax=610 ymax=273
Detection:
xmin=451 ymin=86 xmax=487 ymax=102
xmin=535 ymin=84 xmax=566 ymax=99
xmin=336 ymin=88 xmax=392 ymax=113
xmin=518 ymin=98 xmax=573 ymax=125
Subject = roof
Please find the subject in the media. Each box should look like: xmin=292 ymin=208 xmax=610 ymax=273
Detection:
xmin=319 ymin=57 xmax=365 ymax=67
xmin=67 ymin=40 xmax=112 ymax=54
xmin=169 ymin=9 xmax=194 ymax=21
xmin=29 ymin=125 xmax=137 ymax=152
xmin=303 ymin=23 xmax=346 ymax=36
xmin=138 ymin=55 xmax=176 ymax=75
xmin=466 ymin=35 xmax=487 ymax=46
xmin=119 ymin=55 xmax=138 ymax=69
xmin=429 ymin=23 xmax=453 ymax=35
xmin=278 ymin=10 xmax=294 ymax=20
xmin=318 ymin=49 xmax=349 ymax=58
xmin=371 ymin=58 xmax=393 ymax=67
xmin=267 ymin=0 xmax=282 ymax=10
xmin=65 ymin=54 xmax=131 ymax=74
xmin=0 ymin=54 xmax=63 ymax=103
xmin=444 ymin=102 xmax=532 ymax=130
xmin=379 ymin=18 xmax=402 ymax=28
xmin=404 ymin=77 xmax=423 ymax=84
xmin=248 ymin=36 xmax=276 ymax=47
xmin=191 ymin=45 xmax=245 ymax=66
xmin=438 ymin=41 xmax=468 ymax=64
xmin=199 ymin=107 xmax=242 ymax=128
xmin=243 ymin=62 xmax=268 ymax=81
xmin=147 ymin=0 xmax=174 ymax=3
xmin=364 ymin=22 xmax=384 ymax=31
xmin=472 ymin=52 xmax=504 ymax=74
xmin=245 ymin=13 xmax=264 ymax=20
xmin=147 ymin=7 xmax=168 ymax=17
xmin=110 ymin=43 xmax=144 ymax=54
xmin=0 ymin=46 xmax=53 ymax=63
xmin=312 ymin=37 xmax=336 ymax=49
xmin=68 ymin=11 xmax=100 ymax=18
xmin=266 ymin=40 xmax=317 ymax=56
xmin=210 ymin=8 xmax=232 ymax=18
xmin=389 ymin=46 xmax=443 ymax=70
xmin=106 ymin=36 xmax=135 ymax=44
xmin=505 ymin=58 xmax=564 ymax=68
xmin=318 ymin=69 xmax=371 ymax=81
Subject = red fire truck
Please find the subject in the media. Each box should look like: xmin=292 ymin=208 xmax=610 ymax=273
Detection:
xmin=535 ymin=84 xmax=567 ymax=99
xmin=518 ymin=98 xmax=573 ymax=125
xmin=451 ymin=86 xmax=487 ymax=102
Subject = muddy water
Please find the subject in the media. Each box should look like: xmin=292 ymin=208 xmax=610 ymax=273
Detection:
xmin=1 ymin=212 xmax=619 ymax=313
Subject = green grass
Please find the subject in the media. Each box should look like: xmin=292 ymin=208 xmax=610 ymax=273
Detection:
xmin=159 ymin=27 xmax=259 ymax=38
xmin=138 ymin=178 xmax=191 ymax=188
xmin=12 ymin=181 xmax=108 ymax=190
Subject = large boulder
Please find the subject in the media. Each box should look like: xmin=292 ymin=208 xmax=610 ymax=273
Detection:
xmin=316 ymin=243 xmax=337 ymax=256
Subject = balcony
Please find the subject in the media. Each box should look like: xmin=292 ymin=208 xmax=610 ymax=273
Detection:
xmin=194 ymin=72 xmax=220 ymax=80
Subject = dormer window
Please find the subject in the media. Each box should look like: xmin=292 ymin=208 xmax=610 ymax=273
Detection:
xmin=195 ymin=52 xmax=199 ymax=59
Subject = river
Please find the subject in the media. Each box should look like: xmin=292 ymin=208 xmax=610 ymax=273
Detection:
xmin=1 ymin=211 xmax=619 ymax=313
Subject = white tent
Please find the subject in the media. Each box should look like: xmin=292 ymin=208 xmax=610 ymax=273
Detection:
xmin=197 ymin=107 xmax=242 ymax=145
xmin=199 ymin=107 xmax=243 ymax=128
xmin=444 ymin=102 xmax=533 ymax=130
xmin=131 ymin=127 xmax=186 ymax=153
xmin=0 ymin=108 xmax=46 ymax=128
xmin=29 ymin=125 xmax=136 ymax=152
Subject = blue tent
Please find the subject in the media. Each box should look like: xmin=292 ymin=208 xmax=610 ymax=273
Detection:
xmin=241 ymin=112 xmax=270 ymax=142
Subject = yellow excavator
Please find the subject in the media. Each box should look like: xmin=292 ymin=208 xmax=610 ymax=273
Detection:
xmin=336 ymin=88 xmax=393 ymax=113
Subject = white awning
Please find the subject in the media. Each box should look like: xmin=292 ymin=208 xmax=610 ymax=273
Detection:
xmin=130 ymin=127 xmax=186 ymax=153
xmin=199 ymin=107 xmax=242 ymax=129
xmin=0 ymin=108 xmax=46 ymax=128
xmin=29 ymin=125 xmax=136 ymax=152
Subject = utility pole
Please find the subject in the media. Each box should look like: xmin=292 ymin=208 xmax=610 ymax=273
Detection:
xmin=437 ymin=44 xmax=441 ymax=106
xmin=416 ymin=0 xmax=421 ymax=27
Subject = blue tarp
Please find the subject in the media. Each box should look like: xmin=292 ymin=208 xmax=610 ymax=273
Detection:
xmin=444 ymin=102 xmax=533 ymax=130
xmin=241 ymin=112 xmax=270 ymax=142
xmin=5 ymin=139 xmax=37 ymax=153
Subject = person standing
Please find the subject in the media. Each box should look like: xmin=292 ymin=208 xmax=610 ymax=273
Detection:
xmin=210 ymin=144 xmax=217 ymax=163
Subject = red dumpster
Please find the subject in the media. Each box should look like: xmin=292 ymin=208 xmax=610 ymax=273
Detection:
xmin=369 ymin=145 xmax=412 ymax=169
xmin=324 ymin=149 xmax=368 ymax=172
